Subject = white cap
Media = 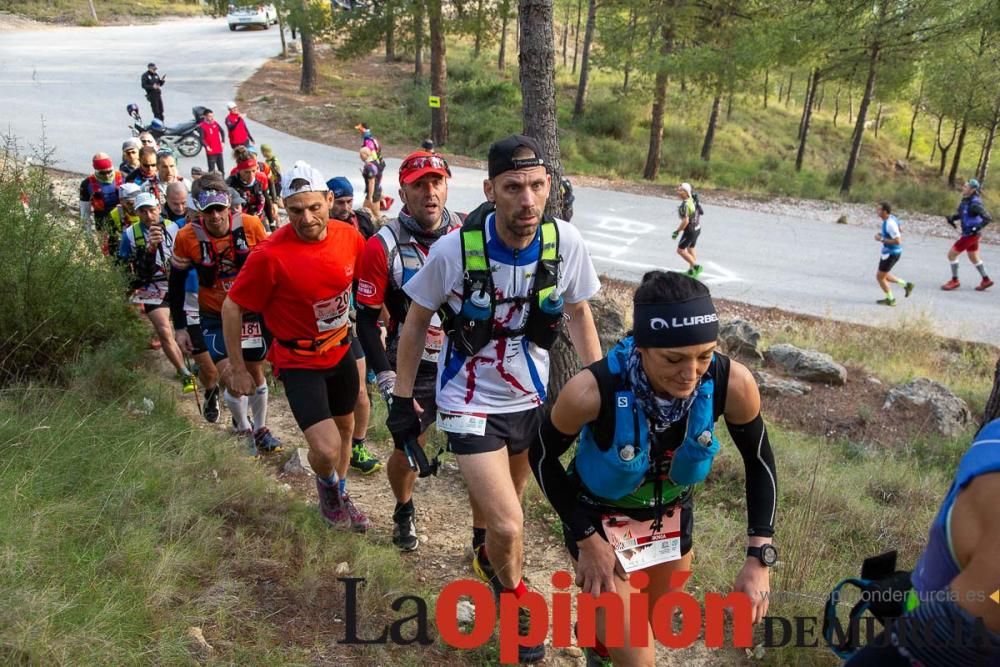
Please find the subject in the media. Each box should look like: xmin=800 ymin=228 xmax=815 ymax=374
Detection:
xmin=680 ymin=182 xmax=692 ymax=196
xmin=227 ymin=101 xmax=237 ymax=109
xmin=281 ymin=160 xmax=329 ymax=199
xmin=134 ymin=192 xmax=158 ymax=209
xmin=119 ymin=182 xmax=142 ymax=200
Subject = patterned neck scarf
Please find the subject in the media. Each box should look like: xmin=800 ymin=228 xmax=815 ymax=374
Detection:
xmin=399 ymin=208 xmax=452 ymax=247
xmin=625 ymin=344 xmax=698 ymax=432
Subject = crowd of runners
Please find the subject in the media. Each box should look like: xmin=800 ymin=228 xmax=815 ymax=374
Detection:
xmin=77 ymin=115 xmax=998 ymax=665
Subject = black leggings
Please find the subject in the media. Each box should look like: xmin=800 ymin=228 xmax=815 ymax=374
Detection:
xmin=280 ymin=352 xmax=359 ymax=431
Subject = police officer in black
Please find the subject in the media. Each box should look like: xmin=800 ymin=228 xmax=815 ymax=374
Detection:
xmin=141 ymin=63 xmax=166 ymax=121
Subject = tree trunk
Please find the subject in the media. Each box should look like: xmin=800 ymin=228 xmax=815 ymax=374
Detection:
xmin=572 ymin=0 xmax=598 ymax=119
xmin=428 ymin=0 xmax=448 ymax=145
xmin=948 ymin=114 xmax=969 ymax=187
xmin=874 ymin=102 xmax=883 ymax=138
xmin=572 ymin=0 xmax=582 ymax=74
xmin=547 ymin=292 xmax=627 ymax=402
xmin=561 ymin=0 xmax=570 ymax=68
xmin=518 ymin=0 xmax=563 ymax=218
xmin=763 ymin=69 xmax=769 ymax=109
xmin=413 ymin=0 xmax=425 ymax=81
xmin=701 ymin=85 xmax=723 ymax=161
xmin=840 ymin=43 xmax=879 ymax=193
xmin=978 ymin=100 xmax=1000 ymax=184
xmin=726 ymin=88 xmax=734 ymax=122
xmin=815 ymin=83 xmax=824 ymax=111
xmin=299 ymin=27 xmax=316 ymax=94
xmin=785 ymin=71 xmax=793 ymax=107
xmin=833 ymin=87 xmax=840 ymax=127
xmin=474 ymin=0 xmax=485 ymax=57
xmin=643 ymin=23 xmax=673 ymax=181
xmin=622 ymin=8 xmax=638 ymax=92
xmin=848 ymin=90 xmax=854 ymax=124
xmin=777 ymin=80 xmax=784 ymax=105
xmin=796 ymin=69 xmax=820 ymax=172
xmin=797 ymin=69 xmax=814 ymax=141
xmin=905 ymin=101 xmax=920 ymax=160
xmin=984 ymin=357 xmax=1000 ymax=425
xmin=385 ymin=3 xmax=396 ymax=62
xmin=498 ymin=0 xmax=510 ymax=71
xmin=276 ymin=8 xmax=287 ymax=57
xmin=931 ymin=113 xmax=942 ymax=162
xmin=937 ymin=118 xmax=957 ymax=177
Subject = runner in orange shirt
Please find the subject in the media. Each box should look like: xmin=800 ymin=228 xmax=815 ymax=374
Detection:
xmin=222 ymin=161 xmax=371 ymax=532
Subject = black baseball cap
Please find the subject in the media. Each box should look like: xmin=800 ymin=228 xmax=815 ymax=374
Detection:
xmin=487 ymin=134 xmax=546 ymax=179
xmin=147 ymin=62 xmax=157 ymax=68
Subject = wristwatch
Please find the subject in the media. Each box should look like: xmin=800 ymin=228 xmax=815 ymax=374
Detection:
xmin=747 ymin=544 xmax=778 ymax=567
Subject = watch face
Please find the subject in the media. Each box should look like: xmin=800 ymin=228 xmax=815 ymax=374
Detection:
xmin=761 ymin=544 xmax=778 ymax=566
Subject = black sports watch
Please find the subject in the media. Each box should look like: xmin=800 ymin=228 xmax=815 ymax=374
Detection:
xmin=747 ymin=544 xmax=778 ymax=567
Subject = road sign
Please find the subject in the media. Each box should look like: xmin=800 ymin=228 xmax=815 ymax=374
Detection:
xmin=428 ymin=96 xmax=441 ymax=108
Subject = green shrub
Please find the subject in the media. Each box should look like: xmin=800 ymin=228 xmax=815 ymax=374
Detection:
xmin=577 ymin=98 xmax=637 ymax=141
xmin=0 ymin=139 xmax=143 ymax=384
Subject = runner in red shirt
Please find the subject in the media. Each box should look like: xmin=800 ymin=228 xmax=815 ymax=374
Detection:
xmin=223 ymin=161 xmax=371 ymax=532
xmin=197 ymin=109 xmax=226 ymax=173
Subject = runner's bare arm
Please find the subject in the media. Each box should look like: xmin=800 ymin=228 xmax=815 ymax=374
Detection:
xmin=392 ymin=301 xmax=435 ymax=398
xmin=950 ymin=471 xmax=1000 ymax=633
xmin=220 ymin=296 xmax=245 ymax=370
xmin=564 ymin=300 xmax=602 ymax=366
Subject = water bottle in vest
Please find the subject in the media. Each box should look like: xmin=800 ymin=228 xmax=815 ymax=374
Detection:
xmin=539 ymin=291 xmax=563 ymax=316
xmin=462 ymin=289 xmax=491 ymax=322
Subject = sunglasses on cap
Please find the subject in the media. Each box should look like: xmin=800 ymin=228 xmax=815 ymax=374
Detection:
xmin=400 ymin=154 xmax=451 ymax=176
xmin=195 ymin=190 xmax=231 ymax=211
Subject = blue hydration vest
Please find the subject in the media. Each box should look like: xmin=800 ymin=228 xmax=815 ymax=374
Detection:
xmin=882 ymin=215 xmax=902 ymax=256
xmin=575 ymin=337 xmax=721 ymax=501
xmin=957 ymin=194 xmax=985 ymax=236
xmin=911 ymin=418 xmax=1000 ymax=595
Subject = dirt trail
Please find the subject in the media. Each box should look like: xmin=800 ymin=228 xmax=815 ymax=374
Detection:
xmin=155 ymin=347 xmax=732 ymax=665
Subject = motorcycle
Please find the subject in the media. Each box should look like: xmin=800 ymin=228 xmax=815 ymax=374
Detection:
xmin=127 ymin=103 xmax=205 ymax=158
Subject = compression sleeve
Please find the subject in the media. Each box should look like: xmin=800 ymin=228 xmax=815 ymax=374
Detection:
xmin=725 ymin=413 xmax=777 ymax=538
xmin=357 ymin=304 xmax=391 ymax=374
xmin=529 ymin=413 xmax=597 ymax=542
xmin=168 ymin=267 xmax=190 ymax=329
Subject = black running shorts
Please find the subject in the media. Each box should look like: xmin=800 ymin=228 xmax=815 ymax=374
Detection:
xmin=678 ymin=226 xmax=701 ymax=250
xmin=445 ymin=407 xmax=541 ymax=456
xmin=186 ymin=323 xmax=207 ymax=356
xmin=878 ymin=254 xmax=901 ymax=273
xmin=280 ymin=351 xmax=360 ymax=431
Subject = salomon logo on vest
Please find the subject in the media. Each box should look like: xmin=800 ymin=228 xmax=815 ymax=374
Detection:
xmin=650 ymin=314 xmax=720 ymax=330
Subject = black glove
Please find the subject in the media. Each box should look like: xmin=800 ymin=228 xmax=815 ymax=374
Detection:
xmin=945 ymin=216 xmax=957 ymax=229
xmin=386 ymin=395 xmax=420 ymax=447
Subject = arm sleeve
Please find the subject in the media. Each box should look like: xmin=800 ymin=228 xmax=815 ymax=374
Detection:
xmin=357 ymin=304 xmax=391 ymax=374
xmin=168 ymin=266 xmax=190 ymax=329
xmin=725 ymin=413 xmax=777 ymax=538
xmin=528 ymin=413 xmax=597 ymax=542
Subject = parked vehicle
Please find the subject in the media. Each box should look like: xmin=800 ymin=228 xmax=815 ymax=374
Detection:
xmin=227 ymin=4 xmax=278 ymax=30
xmin=128 ymin=104 xmax=205 ymax=158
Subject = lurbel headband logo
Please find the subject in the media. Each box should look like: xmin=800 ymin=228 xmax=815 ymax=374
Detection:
xmin=649 ymin=313 xmax=719 ymax=330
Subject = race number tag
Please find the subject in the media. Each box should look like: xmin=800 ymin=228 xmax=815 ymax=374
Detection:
xmin=436 ymin=410 xmax=488 ymax=436
xmin=130 ymin=284 xmax=165 ymax=305
xmin=313 ymin=289 xmax=351 ymax=333
xmin=422 ymin=324 xmax=445 ymax=363
xmin=240 ymin=320 xmax=264 ymax=349
xmin=601 ymin=511 xmax=681 ymax=573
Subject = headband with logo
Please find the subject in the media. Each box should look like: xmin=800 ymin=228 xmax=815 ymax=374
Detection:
xmin=632 ymin=296 xmax=719 ymax=348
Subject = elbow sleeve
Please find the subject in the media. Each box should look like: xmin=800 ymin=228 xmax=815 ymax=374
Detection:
xmin=356 ymin=304 xmax=391 ymax=374
xmin=529 ymin=413 xmax=594 ymax=541
xmin=726 ymin=413 xmax=777 ymax=538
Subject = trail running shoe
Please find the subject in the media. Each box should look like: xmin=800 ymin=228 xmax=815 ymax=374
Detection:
xmin=472 ymin=544 xmax=496 ymax=583
xmin=583 ymin=647 xmax=614 ymax=667
xmin=235 ymin=429 xmax=257 ymax=457
xmin=941 ymin=278 xmax=960 ymax=291
xmin=691 ymin=264 xmax=704 ymax=278
xmin=254 ymin=427 xmax=284 ymax=455
xmin=349 ymin=441 xmax=383 ymax=474
xmin=975 ymin=277 xmax=994 ymax=291
xmin=392 ymin=504 xmax=419 ymax=552
xmin=179 ymin=371 xmax=196 ymax=394
xmin=203 ymin=386 xmax=220 ymax=423
xmin=316 ymin=477 xmax=351 ymax=530
xmin=340 ymin=492 xmax=372 ymax=533
xmin=488 ymin=577 xmax=546 ymax=663
xmin=876 ymin=298 xmax=897 ymax=307
xmin=904 ymin=281 xmax=915 ymax=298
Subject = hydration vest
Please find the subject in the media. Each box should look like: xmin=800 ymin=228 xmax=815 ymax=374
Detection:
xmin=442 ymin=202 xmax=563 ymax=356
xmin=575 ymin=337 xmax=720 ymax=505
xmin=127 ymin=221 xmax=171 ymax=287
xmin=957 ymin=194 xmax=986 ymax=236
xmin=190 ymin=214 xmax=250 ymax=288
xmin=87 ymin=172 xmax=123 ymax=216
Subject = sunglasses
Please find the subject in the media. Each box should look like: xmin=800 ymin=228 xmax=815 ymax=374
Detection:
xmin=401 ymin=155 xmax=451 ymax=175
xmin=141 ymin=162 xmax=157 ymax=168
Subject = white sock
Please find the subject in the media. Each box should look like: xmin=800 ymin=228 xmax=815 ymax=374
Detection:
xmin=224 ymin=389 xmax=251 ymax=431
xmin=248 ymin=383 xmax=268 ymax=432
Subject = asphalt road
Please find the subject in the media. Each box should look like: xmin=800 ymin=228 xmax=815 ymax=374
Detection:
xmin=1 ymin=18 xmax=996 ymax=345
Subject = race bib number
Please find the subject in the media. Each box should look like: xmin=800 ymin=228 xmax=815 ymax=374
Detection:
xmin=422 ymin=318 xmax=445 ymax=363
xmin=436 ymin=410 xmax=488 ymax=436
xmin=601 ymin=511 xmax=681 ymax=573
xmin=130 ymin=285 xmax=164 ymax=305
xmin=241 ymin=319 xmax=264 ymax=349
xmin=313 ymin=290 xmax=351 ymax=333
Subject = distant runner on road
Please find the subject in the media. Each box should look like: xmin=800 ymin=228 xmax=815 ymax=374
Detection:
xmin=672 ymin=182 xmax=703 ymax=278
xmin=942 ymin=178 xmax=993 ymax=292
xmin=873 ymin=202 xmax=914 ymax=306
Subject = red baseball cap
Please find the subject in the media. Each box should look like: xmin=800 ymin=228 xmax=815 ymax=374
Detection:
xmin=399 ymin=151 xmax=451 ymax=185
